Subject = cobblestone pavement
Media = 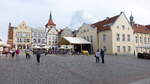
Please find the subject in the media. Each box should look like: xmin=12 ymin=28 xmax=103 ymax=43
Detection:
xmin=0 ymin=54 xmax=150 ymax=84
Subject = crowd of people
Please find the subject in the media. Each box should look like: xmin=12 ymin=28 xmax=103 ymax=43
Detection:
xmin=1 ymin=47 xmax=106 ymax=64
xmin=1 ymin=48 xmax=43 ymax=63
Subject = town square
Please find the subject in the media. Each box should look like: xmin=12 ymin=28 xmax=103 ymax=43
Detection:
xmin=0 ymin=0 xmax=150 ymax=84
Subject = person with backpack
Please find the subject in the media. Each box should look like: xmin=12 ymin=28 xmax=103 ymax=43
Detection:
xmin=95 ymin=49 xmax=100 ymax=63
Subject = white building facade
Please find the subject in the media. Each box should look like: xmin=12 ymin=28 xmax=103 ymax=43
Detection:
xmin=45 ymin=13 xmax=58 ymax=50
xmin=31 ymin=28 xmax=46 ymax=47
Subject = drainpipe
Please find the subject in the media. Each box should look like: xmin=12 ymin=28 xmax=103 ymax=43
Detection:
xmin=97 ymin=30 xmax=99 ymax=51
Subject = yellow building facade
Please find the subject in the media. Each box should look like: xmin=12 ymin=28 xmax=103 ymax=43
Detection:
xmin=96 ymin=12 xmax=135 ymax=55
xmin=13 ymin=21 xmax=32 ymax=49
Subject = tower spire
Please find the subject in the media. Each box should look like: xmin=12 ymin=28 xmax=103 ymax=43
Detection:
xmin=129 ymin=11 xmax=134 ymax=26
xmin=45 ymin=12 xmax=56 ymax=28
xmin=49 ymin=12 xmax=52 ymax=20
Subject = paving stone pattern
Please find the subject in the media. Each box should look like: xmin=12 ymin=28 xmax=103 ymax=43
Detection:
xmin=0 ymin=54 xmax=150 ymax=84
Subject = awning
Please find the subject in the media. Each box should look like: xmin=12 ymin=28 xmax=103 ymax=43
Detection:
xmin=59 ymin=37 xmax=91 ymax=45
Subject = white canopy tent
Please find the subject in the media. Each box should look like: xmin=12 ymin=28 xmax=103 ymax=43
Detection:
xmin=59 ymin=37 xmax=91 ymax=53
xmin=59 ymin=37 xmax=91 ymax=45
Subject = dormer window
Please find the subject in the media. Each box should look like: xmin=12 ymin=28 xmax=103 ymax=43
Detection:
xmin=117 ymin=26 xmax=119 ymax=29
xmin=122 ymin=25 xmax=125 ymax=30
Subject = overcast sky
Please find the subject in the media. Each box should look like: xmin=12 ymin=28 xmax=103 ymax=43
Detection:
xmin=0 ymin=0 xmax=150 ymax=42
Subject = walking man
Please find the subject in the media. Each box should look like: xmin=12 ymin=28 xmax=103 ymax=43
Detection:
xmin=35 ymin=49 xmax=41 ymax=63
xmin=95 ymin=49 xmax=100 ymax=63
xmin=100 ymin=48 xmax=105 ymax=64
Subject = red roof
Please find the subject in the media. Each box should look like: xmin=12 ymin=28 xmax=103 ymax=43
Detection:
xmin=92 ymin=15 xmax=119 ymax=32
xmin=45 ymin=19 xmax=56 ymax=27
xmin=145 ymin=25 xmax=150 ymax=29
xmin=133 ymin=24 xmax=150 ymax=33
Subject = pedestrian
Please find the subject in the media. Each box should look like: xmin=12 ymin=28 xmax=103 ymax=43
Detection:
xmin=11 ymin=48 xmax=16 ymax=58
xmin=35 ymin=49 xmax=41 ymax=63
xmin=95 ymin=49 xmax=100 ymax=63
xmin=100 ymin=49 xmax=105 ymax=64
xmin=4 ymin=48 xmax=9 ymax=57
xmin=15 ymin=48 xmax=20 ymax=56
xmin=25 ymin=49 xmax=30 ymax=59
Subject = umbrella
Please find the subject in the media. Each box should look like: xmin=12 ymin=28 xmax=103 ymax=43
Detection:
xmin=0 ymin=42 xmax=4 ymax=47
xmin=34 ymin=45 xmax=41 ymax=48
xmin=42 ymin=46 xmax=49 ymax=49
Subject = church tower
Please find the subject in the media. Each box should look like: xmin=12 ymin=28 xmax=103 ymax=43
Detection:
xmin=7 ymin=22 xmax=14 ymax=48
xmin=129 ymin=14 xmax=134 ymax=26
xmin=45 ymin=12 xmax=56 ymax=29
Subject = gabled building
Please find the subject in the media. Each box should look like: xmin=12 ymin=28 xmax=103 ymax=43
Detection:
xmin=128 ymin=14 xmax=150 ymax=54
xmin=76 ymin=23 xmax=97 ymax=53
xmin=13 ymin=21 xmax=32 ymax=49
xmin=133 ymin=24 xmax=150 ymax=54
xmin=94 ymin=12 xmax=135 ymax=55
xmin=45 ymin=12 xmax=58 ymax=50
xmin=31 ymin=28 xmax=46 ymax=47
xmin=77 ymin=12 xmax=135 ymax=55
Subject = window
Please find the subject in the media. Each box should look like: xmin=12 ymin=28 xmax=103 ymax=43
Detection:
xmin=38 ymin=33 xmax=41 ymax=37
xmin=144 ymin=37 xmax=146 ymax=44
xmin=27 ymin=39 xmax=30 ymax=42
xmin=20 ymin=38 xmax=22 ymax=42
xmin=55 ymin=41 xmax=57 ymax=44
xmin=42 ymin=39 xmax=45 ymax=43
xmin=17 ymin=38 xmax=20 ymax=42
xmin=116 ymin=33 xmax=120 ymax=41
xmin=140 ymin=37 xmax=142 ymax=43
xmin=135 ymin=36 xmax=138 ymax=43
xmin=117 ymin=46 xmax=120 ymax=52
xmin=34 ymin=32 xmax=37 ymax=36
xmin=122 ymin=25 xmax=125 ymax=30
xmin=127 ymin=34 xmax=130 ymax=42
xmin=33 ymin=39 xmax=36 ymax=43
xmin=84 ymin=36 xmax=86 ymax=39
xmin=123 ymin=46 xmax=126 ymax=52
xmin=38 ymin=39 xmax=41 ymax=43
xmin=103 ymin=34 xmax=106 ymax=41
xmin=128 ymin=46 xmax=131 ymax=52
xmin=148 ymin=38 xmax=150 ymax=44
xmin=87 ymin=36 xmax=89 ymax=41
xmin=91 ymin=36 xmax=93 ymax=42
xmin=24 ymin=39 xmax=26 ymax=42
xmin=122 ymin=34 xmax=125 ymax=41
xmin=117 ymin=25 xmax=119 ymax=29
